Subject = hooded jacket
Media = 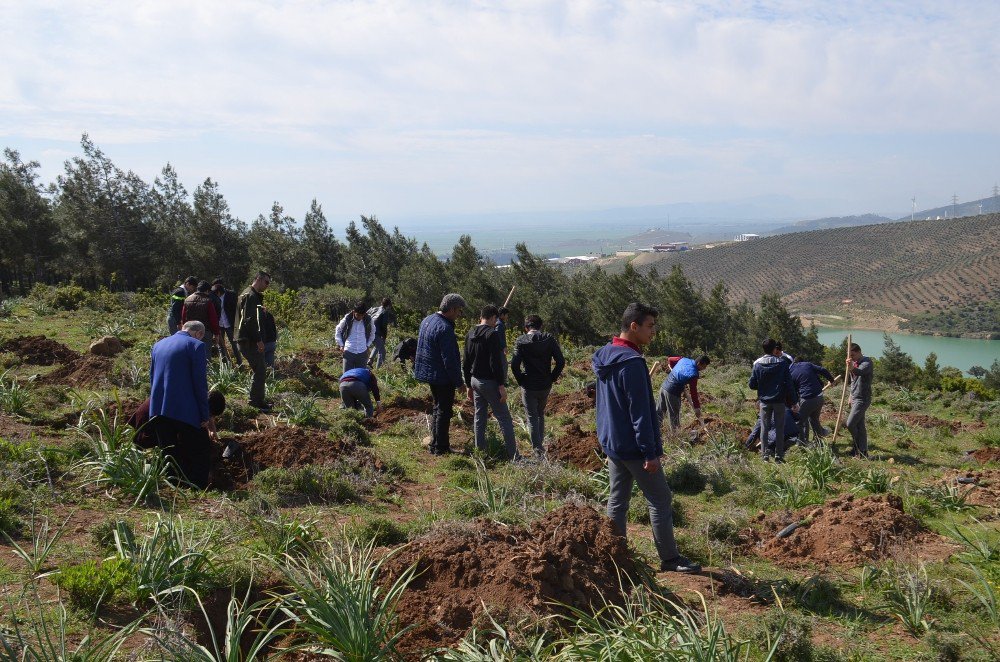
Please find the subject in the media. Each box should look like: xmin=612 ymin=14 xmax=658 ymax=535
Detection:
xmin=592 ymin=339 xmax=662 ymax=462
xmin=464 ymin=323 xmax=507 ymax=386
xmin=749 ymin=354 xmax=796 ymax=404
xmin=414 ymin=312 xmax=463 ymax=387
xmin=511 ymin=330 xmax=565 ymax=391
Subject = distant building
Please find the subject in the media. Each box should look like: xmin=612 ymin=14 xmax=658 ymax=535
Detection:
xmin=651 ymin=242 xmax=688 ymax=252
xmin=734 ymin=233 xmax=760 ymax=242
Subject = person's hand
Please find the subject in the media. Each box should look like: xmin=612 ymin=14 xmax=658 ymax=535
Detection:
xmin=499 ymin=385 xmax=507 ymax=403
xmin=643 ymin=457 xmax=662 ymax=473
xmin=467 ymin=386 xmax=475 ymax=401
xmin=792 ymin=404 xmax=800 ymax=413
xmin=257 ymin=341 xmax=264 ymax=353
xmin=203 ymin=418 xmax=218 ymax=442
xmin=374 ymin=402 xmax=381 ymax=416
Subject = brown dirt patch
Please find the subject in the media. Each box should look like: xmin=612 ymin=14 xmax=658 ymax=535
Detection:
xmin=547 ymin=390 xmax=593 ymax=417
xmin=39 ymin=354 xmax=114 ymax=387
xmin=896 ymin=412 xmax=963 ymax=433
xmin=944 ymin=469 xmax=1000 ymax=509
xmin=547 ymin=423 xmax=603 ymax=471
xmin=0 ymin=414 xmax=44 ymax=441
xmin=744 ymin=494 xmax=957 ymax=567
xmin=383 ymin=503 xmax=641 ymax=656
xmin=971 ymin=447 xmax=1000 ymax=464
xmin=274 ymin=352 xmax=338 ymax=382
xmin=0 ymin=335 xmax=79 ymax=365
xmin=684 ymin=415 xmax=743 ymax=441
xmin=365 ymin=396 xmax=432 ymax=432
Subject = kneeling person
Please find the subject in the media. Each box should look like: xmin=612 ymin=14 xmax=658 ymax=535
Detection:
xmin=339 ymin=367 xmax=381 ymax=418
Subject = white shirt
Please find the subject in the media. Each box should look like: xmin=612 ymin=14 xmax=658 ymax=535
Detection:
xmin=337 ymin=316 xmax=373 ymax=354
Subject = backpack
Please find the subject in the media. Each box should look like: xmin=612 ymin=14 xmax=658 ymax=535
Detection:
xmin=339 ymin=313 xmax=372 ymax=344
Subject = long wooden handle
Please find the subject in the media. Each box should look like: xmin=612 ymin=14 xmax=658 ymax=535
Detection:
xmin=822 ymin=374 xmax=843 ymax=392
xmin=502 ymin=285 xmax=516 ymax=308
xmin=648 ymin=361 xmax=661 ymax=377
xmin=832 ymin=334 xmax=852 ymax=444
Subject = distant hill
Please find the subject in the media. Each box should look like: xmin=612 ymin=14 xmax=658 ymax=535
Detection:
xmin=766 ymin=213 xmax=893 ymax=235
xmin=622 ymin=214 xmax=1000 ymax=334
xmin=898 ymin=195 xmax=1000 ymax=222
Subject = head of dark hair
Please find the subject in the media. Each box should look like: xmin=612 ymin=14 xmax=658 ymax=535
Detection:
xmin=775 ymin=341 xmax=784 ymax=351
xmin=211 ymin=277 xmax=224 ymax=286
xmin=208 ymin=390 xmax=226 ymax=416
xmin=621 ymin=302 xmax=659 ymax=332
xmin=762 ymin=338 xmax=778 ymax=354
xmin=254 ymin=271 xmax=271 ymax=281
xmin=197 ymin=280 xmax=211 ymax=293
xmin=352 ymin=301 xmax=367 ymax=314
xmin=480 ymin=305 xmax=499 ymax=320
xmin=184 ymin=276 xmax=198 ymax=286
xmin=850 ymin=343 xmax=861 ymax=353
xmin=696 ymin=355 xmax=711 ymax=367
xmin=524 ymin=314 xmax=543 ymax=330
xmin=381 ymin=297 xmax=391 ymax=307
xmin=498 ymin=306 xmax=509 ymax=317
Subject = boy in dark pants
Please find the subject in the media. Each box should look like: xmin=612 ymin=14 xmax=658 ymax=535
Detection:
xmin=592 ymin=302 xmax=700 ymax=574
xmin=414 ymin=293 xmax=466 ymax=455
xmin=749 ymin=338 xmax=796 ymax=462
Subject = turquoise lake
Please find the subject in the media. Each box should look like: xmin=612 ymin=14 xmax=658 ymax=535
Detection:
xmin=814 ymin=328 xmax=1000 ymax=373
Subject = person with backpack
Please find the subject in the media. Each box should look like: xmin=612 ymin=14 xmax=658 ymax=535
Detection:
xmin=510 ymin=314 xmax=565 ymax=458
xmin=367 ymin=297 xmax=396 ymax=368
xmin=167 ymin=276 xmax=197 ymax=335
xmin=656 ymin=355 xmax=710 ymax=431
xmin=464 ymin=305 xmax=519 ymax=460
xmin=592 ymin=302 xmax=700 ymax=574
xmin=235 ymin=271 xmax=271 ymax=412
xmin=335 ymin=302 xmax=375 ymax=372
xmin=181 ymin=280 xmax=221 ymax=354
xmin=749 ymin=338 xmax=797 ymax=462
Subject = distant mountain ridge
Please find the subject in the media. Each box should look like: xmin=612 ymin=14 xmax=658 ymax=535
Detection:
xmin=766 ymin=213 xmax=893 ymax=235
xmin=620 ymin=213 xmax=1000 ymax=335
xmin=896 ymin=194 xmax=1000 ymax=222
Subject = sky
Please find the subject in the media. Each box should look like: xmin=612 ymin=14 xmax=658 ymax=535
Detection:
xmin=2 ymin=0 xmax=999 ymax=228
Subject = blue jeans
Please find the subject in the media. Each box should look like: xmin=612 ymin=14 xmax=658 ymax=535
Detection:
xmin=471 ymin=377 xmax=518 ymax=459
xmin=607 ymin=457 xmax=679 ymax=563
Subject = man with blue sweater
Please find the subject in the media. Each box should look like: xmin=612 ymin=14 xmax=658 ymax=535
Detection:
xmin=656 ymin=355 xmax=710 ymax=431
xmin=339 ymin=367 xmax=381 ymax=419
xmin=414 ymin=293 xmax=466 ymax=455
xmin=789 ymin=358 xmax=836 ymax=443
xmin=593 ymin=302 xmax=701 ymax=574
xmin=149 ymin=320 xmax=214 ymax=488
xmin=749 ymin=338 xmax=797 ymax=462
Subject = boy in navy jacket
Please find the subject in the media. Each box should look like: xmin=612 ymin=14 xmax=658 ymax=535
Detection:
xmin=749 ymin=338 xmax=797 ymax=462
xmin=593 ymin=302 xmax=700 ymax=574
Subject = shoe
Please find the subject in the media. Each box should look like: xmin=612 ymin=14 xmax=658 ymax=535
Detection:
xmin=774 ymin=456 xmax=785 ymax=464
xmin=252 ymin=403 xmax=273 ymax=413
xmin=761 ymin=455 xmax=773 ymax=463
xmin=660 ymin=555 xmax=702 ymax=573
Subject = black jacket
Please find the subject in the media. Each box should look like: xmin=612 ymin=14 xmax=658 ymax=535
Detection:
xmin=511 ymin=331 xmax=565 ymax=391
xmin=218 ymin=289 xmax=237 ymax=326
xmin=261 ymin=310 xmax=277 ymax=344
xmin=463 ymin=324 xmax=507 ymax=387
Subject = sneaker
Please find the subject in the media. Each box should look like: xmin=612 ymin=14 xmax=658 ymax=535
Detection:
xmin=660 ymin=555 xmax=702 ymax=573
xmin=252 ymin=402 xmax=273 ymax=413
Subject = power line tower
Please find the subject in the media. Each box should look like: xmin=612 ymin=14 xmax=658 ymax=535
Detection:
xmin=952 ymin=193 xmax=958 ymax=218
xmin=911 ymin=196 xmax=916 ymax=221
xmin=993 ymin=183 xmax=999 ymax=198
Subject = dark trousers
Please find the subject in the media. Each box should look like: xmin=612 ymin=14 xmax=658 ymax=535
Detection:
xmin=240 ymin=340 xmax=267 ymax=407
xmin=760 ymin=401 xmax=786 ymax=459
xmin=221 ymin=326 xmax=243 ymax=366
xmin=153 ymin=417 xmax=210 ymax=489
xmin=429 ymin=383 xmax=456 ymax=454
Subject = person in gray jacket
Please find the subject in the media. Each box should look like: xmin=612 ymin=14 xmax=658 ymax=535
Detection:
xmin=845 ymin=343 xmax=874 ymax=458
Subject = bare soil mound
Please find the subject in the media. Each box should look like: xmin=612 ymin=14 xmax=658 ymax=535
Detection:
xmin=0 ymin=335 xmax=79 ymax=365
xmin=547 ymin=391 xmax=593 ymax=417
xmin=366 ymin=396 xmax=432 ymax=431
xmin=40 ymin=354 xmax=113 ymax=386
xmin=971 ymin=447 xmax=1000 ymax=464
xmin=239 ymin=425 xmax=354 ymax=470
xmin=685 ymin=415 xmax=743 ymax=441
xmin=274 ymin=352 xmax=338 ymax=382
xmin=547 ymin=424 xmax=603 ymax=471
xmin=945 ymin=469 xmax=1000 ymax=509
xmin=383 ymin=503 xmax=640 ymax=656
xmin=897 ymin=412 xmax=964 ymax=433
xmin=744 ymin=494 xmax=955 ymax=567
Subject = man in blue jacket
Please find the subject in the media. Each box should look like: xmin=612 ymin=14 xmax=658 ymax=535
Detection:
xmin=593 ymin=302 xmax=701 ymax=574
xmin=789 ymin=358 xmax=836 ymax=443
xmin=149 ymin=320 xmax=215 ymax=488
xmin=749 ymin=338 xmax=796 ymax=462
xmin=414 ymin=293 xmax=466 ymax=455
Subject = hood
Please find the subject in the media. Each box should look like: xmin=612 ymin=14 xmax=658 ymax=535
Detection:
xmin=516 ymin=331 xmax=554 ymax=352
xmin=592 ymin=343 xmax=643 ymax=378
xmin=753 ymin=354 xmax=784 ymax=367
xmin=468 ymin=324 xmax=496 ymax=342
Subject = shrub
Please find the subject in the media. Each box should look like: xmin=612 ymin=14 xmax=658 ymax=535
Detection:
xmin=346 ymin=515 xmax=409 ymax=547
xmin=329 ymin=409 xmax=371 ymax=446
xmin=665 ymin=459 xmax=706 ymax=494
xmin=251 ymin=515 xmax=323 ymax=558
xmin=881 ymin=563 xmax=933 ymax=637
xmin=278 ymin=393 xmax=327 ymax=427
xmin=251 ymin=466 xmax=358 ymax=504
xmin=54 ymin=558 xmax=135 ymax=611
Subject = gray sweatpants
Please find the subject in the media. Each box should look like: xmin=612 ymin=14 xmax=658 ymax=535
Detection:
xmin=798 ymin=395 xmax=826 ymax=444
xmin=342 ymin=350 xmax=367 ymax=373
xmin=656 ymin=385 xmax=682 ymax=430
xmin=471 ymin=377 xmax=518 ymax=460
xmin=760 ymin=401 xmax=786 ymax=459
xmin=340 ymin=379 xmax=374 ymax=418
xmin=521 ymin=387 xmax=550 ymax=454
xmin=846 ymin=400 xmax=870 ymax=458
xmin=607 ymin=457 xmax=679 ymax=564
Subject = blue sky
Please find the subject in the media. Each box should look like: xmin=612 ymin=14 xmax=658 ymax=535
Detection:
xmin=1 ymin=1 xmax=998 ymax=227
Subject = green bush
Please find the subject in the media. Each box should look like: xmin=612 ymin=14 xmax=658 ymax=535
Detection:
xmin=30 ymin=283 xmax=89 ymax=310
xmin=252 ymin=466 xmax=358 ymax=504
xmin=329 ymin=410 xmax=371 ymax=447
xmin=346 ymin=516 xmax=408 ymax=546
xmin=0 ymin=492 xmax=23 ymax=536
xmin=665 ymin=459 xmax=706 ymax=494
xmin=54 ymin=558 xmax=135 ymax=611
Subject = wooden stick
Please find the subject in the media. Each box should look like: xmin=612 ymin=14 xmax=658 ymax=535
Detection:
xmin=832 ymin=334 xmax=852 ymax=445
xmin=502 ymin=285 xmax=516 ymax=308
xmin=648 ymin=361 xmax=661 ymax=377
xmin=821 ymin=374 xmax=843 ymax=392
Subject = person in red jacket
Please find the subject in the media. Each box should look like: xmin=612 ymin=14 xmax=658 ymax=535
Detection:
xmin=181 ymin=280 xmax=222 ymax=355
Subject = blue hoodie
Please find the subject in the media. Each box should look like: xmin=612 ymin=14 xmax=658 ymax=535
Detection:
xmin=592 ymin=341 xmax=662 ymax=462
xmin=789 ymin=361 xmax=834 ymax=400
xmin=749 ymin=354 xmax=796 ymax=404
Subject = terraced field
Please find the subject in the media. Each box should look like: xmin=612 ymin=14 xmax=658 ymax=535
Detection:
xmin=627 ymin=214 xmax=1000 ymax=318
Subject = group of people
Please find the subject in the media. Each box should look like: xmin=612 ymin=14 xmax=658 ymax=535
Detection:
xmin=413 ymin=294 xmax=565 ymax=460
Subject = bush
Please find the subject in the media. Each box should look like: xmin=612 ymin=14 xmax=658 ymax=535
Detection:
xmin=30 ymin=283 xmax=89 ymax=311
xmin=329 ymin=410 xmax=371 ymax=447
xmin=665 ymin=459 xmax=706 ymax=494
xmin=346 ymin=516 xmax=408 ymax=546
xmin=54 ymin=558 xmax=135 ymax=611
xmin=251 ymin=466 xmax=358 ymax=504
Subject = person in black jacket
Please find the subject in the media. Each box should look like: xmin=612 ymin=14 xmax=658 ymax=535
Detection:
xmin=261 ymin=307 xmax=278 ymax=368
xmin=167 ymin=276 xmax=198 ymax=335
xmin=211 ymin=278 xmax=243 ymax=367
xmin=511 ymin=315 xmax=565 ymax=457
xmin=464 ymin=305 xmax=518 ymax=460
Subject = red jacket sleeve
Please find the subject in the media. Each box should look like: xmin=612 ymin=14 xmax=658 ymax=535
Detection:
xmin=207 ymin=303 xmax=221 ymax=336
xmin=667 ymin=356 xmax=681 ymax=369
xmin=181 ymin=305 xmax=188 ymax=324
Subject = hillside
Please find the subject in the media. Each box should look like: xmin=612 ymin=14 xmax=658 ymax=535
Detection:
xmin=766 ymin=213 xmax=892 ymax=235
xmin=625 ymin=213 xmax=1000 ymax=333
xmin=897 ymin=194 xmax=1000 ymax=222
